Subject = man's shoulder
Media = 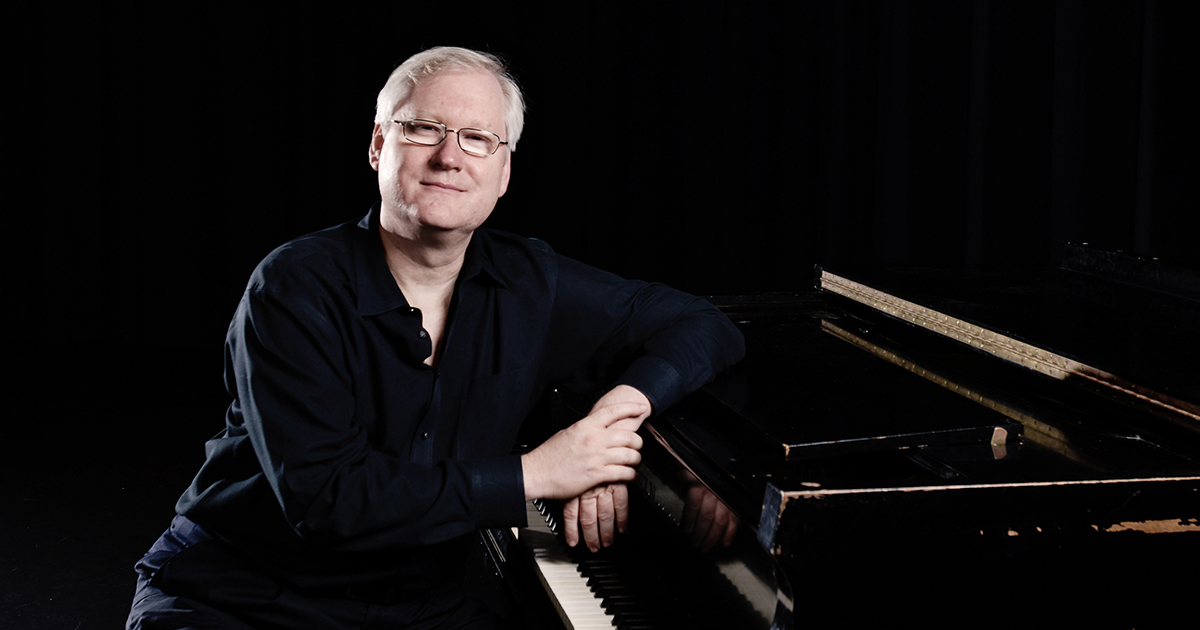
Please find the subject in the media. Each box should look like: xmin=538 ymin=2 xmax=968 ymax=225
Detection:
xmin=476 ymin=227 xmax=553 ymax=255
xmin=472 ymin=227 xmax=559 ymax=284
xmin=475 ymin=227 xmax=557 ymax=267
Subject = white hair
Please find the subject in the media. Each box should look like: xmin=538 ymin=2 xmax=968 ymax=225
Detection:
xmin=374 ymin=47 xmax=526 ymax=152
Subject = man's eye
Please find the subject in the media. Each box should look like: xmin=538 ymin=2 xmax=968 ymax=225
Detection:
xmin=407 ymin=122 xmax=442 ymax=134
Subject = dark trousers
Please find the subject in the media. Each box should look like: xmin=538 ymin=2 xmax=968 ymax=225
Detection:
xmin=126 ymin=516 xmax=501 ymax=630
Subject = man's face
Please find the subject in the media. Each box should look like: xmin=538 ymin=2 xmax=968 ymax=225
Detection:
xmin=370 ymin=70 xmax=511 ymax=239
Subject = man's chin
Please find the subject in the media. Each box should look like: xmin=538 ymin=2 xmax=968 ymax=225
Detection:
xmin=408 ymin=218 xmax=486 ymax=244
xmin=413 ymin=208 xmax=493 ymax=234
xmin=382 ymin=202 xmax=489 ymax=239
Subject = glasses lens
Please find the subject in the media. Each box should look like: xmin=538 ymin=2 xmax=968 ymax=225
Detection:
xmin=403 ymin=120 xmax=444 ymax=145
xmin=457 ymin=129 xmax=500 ymax=156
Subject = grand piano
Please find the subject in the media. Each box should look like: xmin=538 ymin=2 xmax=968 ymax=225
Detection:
xmin=470 ymin=244 xmax=1200 ymax=629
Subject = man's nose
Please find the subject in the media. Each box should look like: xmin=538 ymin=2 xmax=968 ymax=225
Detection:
xmin=430 ymin=131 xmax=466 ymax=168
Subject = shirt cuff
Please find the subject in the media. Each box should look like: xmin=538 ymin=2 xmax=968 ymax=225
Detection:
xmin=614 ymin=355 xmax=685 ymax=415
xmin=466 ymin=455 xmax=528 ymax=529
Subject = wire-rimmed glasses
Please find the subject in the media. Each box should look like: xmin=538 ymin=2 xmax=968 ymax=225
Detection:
xmin=392 ymin=119 xmax=507 ymax=156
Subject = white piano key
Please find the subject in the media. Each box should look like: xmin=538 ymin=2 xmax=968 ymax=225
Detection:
xmin=519 ymin=501 xmax=616 ymax=629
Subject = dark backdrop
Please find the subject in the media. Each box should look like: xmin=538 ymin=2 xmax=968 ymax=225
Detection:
xmin=7 ymin=0 xmax=1198 ymax=351
xmin=3 ymin=1 xmax=1198 ymax=627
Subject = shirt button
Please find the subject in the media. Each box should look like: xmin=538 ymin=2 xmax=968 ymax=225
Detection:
xmin=419 ymin=330 xmax=428 ymax=339
xmin=422 ymin=431 xmax=430 ymax=439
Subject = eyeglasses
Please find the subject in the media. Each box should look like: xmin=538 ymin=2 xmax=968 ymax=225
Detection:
xmin=392 ymin=119 xmax=508 ymax=157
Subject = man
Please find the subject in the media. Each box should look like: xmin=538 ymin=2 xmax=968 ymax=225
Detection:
xmin=128 ymin=46 xmax=743 ymax=629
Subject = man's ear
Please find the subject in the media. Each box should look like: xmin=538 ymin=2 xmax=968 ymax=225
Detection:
xmin=368 ymin=124 xmax=384 ymax=171
xmin=498 ymin=151 xmax=511 ymax=198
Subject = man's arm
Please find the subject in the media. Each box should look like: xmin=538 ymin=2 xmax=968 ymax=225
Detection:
xmin=542 ymin=252 xmax=745 ymax=416
xmin=540 ymin=251 xmax=745 ymax=552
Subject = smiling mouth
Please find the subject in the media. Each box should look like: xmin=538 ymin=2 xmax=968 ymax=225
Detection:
xmin=423 ymin=182 xmax=464 ymax=192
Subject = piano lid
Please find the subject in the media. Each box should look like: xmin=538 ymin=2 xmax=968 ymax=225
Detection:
xmin=816 ymin=243 xmax=1200 ymax=428
xmin=690 ymin=300 xmax=1019 ymax=464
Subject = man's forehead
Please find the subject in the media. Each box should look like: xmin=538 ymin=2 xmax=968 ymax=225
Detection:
xmin=396 ymin=71 xmax=506 ymax=129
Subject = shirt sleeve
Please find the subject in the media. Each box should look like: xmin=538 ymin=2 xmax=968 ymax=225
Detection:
xmin=224 ymin=269 xmax=525 ymax=552
xmin=543 ymin=251 xmax=745 ymax=413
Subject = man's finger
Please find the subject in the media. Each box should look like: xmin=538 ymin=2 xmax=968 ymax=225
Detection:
xmin=588 ymin=385 xmax=652 ymax=417
xmin=603 ymin=462 xmax=639 ymax=483
xmin=681 ymin=485 xmax=703 ymax=535
xmin=609 ymin=417 xmax=644 ymax=433
xmin=596 ymin=489 xmax=616 ymax=547
xmin=610 ymin=445 xmax=642 ymax=468
xmin=563 ymin=496 xmax=581 ymax=548
xmin=589 ymin=401 xmax=650 ymax=428
xmin=611 ymin=484 xmax=630 ymax=534
xmin=690 ymin=492 xmax=719 ymax=550
xmin=722 ymin=518 xmax=739 ymax=548
xmin=602 ymin=432 xmax=643 ymax=455
xmin=579 ymin=494 xmax=600 ymax=552
xmin=699 ymin=507 xmax=726 ymax=553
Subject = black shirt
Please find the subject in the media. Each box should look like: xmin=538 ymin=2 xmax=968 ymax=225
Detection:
xmin=176 ymin=204 xmax=744 ymax=589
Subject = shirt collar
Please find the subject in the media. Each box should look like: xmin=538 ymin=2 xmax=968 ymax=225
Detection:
xmin=352 ymin=203 xmax=508 ymax=317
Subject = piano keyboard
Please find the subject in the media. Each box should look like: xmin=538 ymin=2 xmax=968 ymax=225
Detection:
xmin=514 ymin=498 xmax=772 ymax=630
xmin=517 ymin=500 xmax=616 ymax=629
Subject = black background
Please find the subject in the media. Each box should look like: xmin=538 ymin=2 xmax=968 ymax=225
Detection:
xmin=3 ymin=1 xmax=1198 ymax=627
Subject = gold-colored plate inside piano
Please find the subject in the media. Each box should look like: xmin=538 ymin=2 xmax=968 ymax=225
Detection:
xmin=819 ymin=270 xmax=1200 ymax=426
